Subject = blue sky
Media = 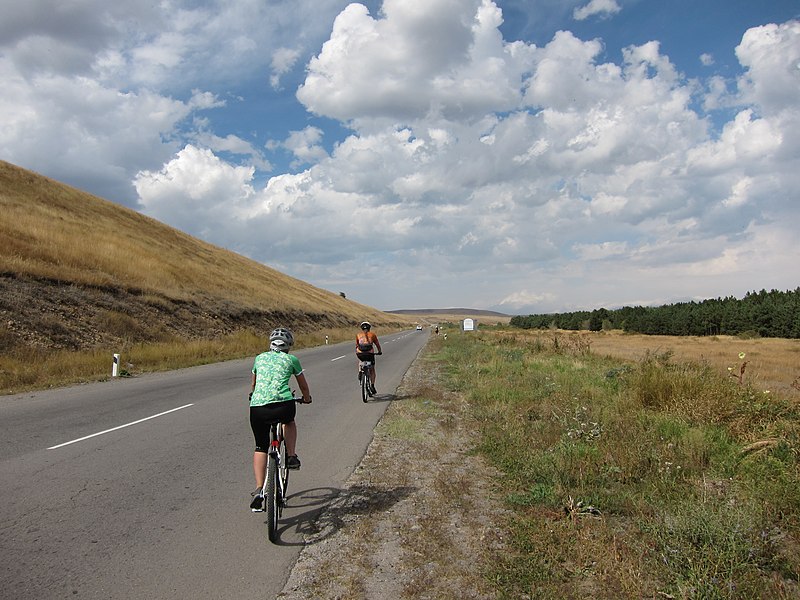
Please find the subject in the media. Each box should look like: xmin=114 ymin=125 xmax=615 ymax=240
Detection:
xmin=1 ymin=0 xmax=798 ymax=314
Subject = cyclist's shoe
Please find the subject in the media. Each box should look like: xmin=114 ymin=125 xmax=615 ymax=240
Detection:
xmin=286 ymin=455 xmax=301 ymax=470
xmin=250 ymin=488 xmax=264 ymax=512
xmin=369 ymin=384 xmax=377 ymax=395
xmin=358 ymin=370 xmax=363 ymax=381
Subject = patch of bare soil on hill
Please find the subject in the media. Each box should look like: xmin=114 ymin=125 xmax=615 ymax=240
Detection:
xmin=278 ymin=343 xmax=511 ymax=600
xmin=0 ymin=274 xmax=350 ymax=352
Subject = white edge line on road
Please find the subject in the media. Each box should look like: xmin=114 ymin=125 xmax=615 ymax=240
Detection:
xmin=47 ymin=403 xmax=195 ymax=450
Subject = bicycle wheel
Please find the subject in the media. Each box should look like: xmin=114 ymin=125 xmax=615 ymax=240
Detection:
xmin=265 ymin=453 xmax=279 ymax=543
xmin=278 ymin=437 xmax=289 ymax=509
xmin=361 ymin=366 xmax=370 ymax=402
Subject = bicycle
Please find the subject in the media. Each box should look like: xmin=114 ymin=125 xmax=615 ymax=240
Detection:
xmin=254 ymin=395 xmax=306 ymax=543
xmin=358 ymin=352 xmax=381 ymax=403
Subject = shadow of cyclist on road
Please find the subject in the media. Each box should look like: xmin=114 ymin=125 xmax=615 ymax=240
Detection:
xmin=362 ymin=392 xmax=401 ymax=404
xmin=268 ymin=484 xmax=415 ymax=546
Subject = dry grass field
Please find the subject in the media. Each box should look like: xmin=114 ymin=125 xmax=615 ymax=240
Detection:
xmin=497 ymin=327 xmax=800 ymax=401
xmin=580 ymin=330 xmax=800 ymax=400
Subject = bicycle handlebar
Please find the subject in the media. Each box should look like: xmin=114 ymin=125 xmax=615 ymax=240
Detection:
xmin=291 ymin=391 xmax=312 ymax=404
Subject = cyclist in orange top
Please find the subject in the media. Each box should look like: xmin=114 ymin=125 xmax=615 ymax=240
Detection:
xmin=355 ymin=321 xmax=382 ymax=395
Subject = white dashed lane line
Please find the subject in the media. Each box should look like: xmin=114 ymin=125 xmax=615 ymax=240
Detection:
xmin=47 ymin=403 xmax=194 ymax=450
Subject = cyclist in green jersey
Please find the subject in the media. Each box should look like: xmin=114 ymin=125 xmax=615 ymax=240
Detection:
xmin=249 ymin=327 xmax=311 ymax=509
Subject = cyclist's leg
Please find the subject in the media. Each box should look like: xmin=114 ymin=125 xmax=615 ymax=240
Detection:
xmin=253 ymin=451 xmax=268 ymax=488
xmin=250 ymin=406 xmax=271 ymax=488
xmin=269 ymin=400 xmax=299 ymax=466
xmin=283 ymin=421 xmax=297 ymax=456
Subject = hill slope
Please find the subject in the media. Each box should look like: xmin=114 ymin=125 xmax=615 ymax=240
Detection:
xmin=0 ymin=160 xmax=407 ymax=351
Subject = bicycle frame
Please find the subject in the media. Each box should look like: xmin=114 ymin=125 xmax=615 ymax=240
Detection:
xmin=269 ymin=423 xmax=288 ymax=501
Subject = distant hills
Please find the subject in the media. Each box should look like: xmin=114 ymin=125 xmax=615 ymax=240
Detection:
xmin=388 ymin=308 xmax=510 ymax=317
xmin=387 ymin=308 xmax=512 ymax=325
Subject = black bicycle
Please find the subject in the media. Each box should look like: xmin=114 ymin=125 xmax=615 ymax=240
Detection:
xmin=258 ymin=396 xmax=306 ymax=543
xmin=358 ymin=352 xmax=381 ymax=403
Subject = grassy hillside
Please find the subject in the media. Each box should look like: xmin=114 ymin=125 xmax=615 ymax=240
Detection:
xmin=0 ymin=160 xmax=410 ymax=392
xmin=0 ymin=160 xmax=393 ymax=318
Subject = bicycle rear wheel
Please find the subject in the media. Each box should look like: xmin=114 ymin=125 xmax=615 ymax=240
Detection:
xmin=265 ymin=453 xmax=279 ymax=542
xmin=361 ymin=366 xmax=370 ymax=402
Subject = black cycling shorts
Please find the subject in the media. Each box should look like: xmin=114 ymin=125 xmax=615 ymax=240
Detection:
xmin=250 ymin=400 xmax=297 ymax=452
xmin=356 ymin=352 xmax=375 ymax=364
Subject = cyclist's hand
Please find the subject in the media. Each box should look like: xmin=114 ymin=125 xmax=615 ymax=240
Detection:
xmin=302 ymin=396 xmax=312 ymax=404
xmin=377 ymin=351 xmax=383 ymax=355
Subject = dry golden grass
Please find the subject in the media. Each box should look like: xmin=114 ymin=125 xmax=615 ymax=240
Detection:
xmin=498 ymin=328 xmax=800 ymax=400
xmin=0 ymin=326 xmax=393 ymax=395
xmin=0 ymin=159 xmax=391 ymax=321
xmin=582 ymin=330 xmax=800 ymax=400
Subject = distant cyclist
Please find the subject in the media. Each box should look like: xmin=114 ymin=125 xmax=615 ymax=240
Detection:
xmin=355 ymin=321 xmax=382 ymax=395
xmin=248 ymin=327 xmax=311 ymax=511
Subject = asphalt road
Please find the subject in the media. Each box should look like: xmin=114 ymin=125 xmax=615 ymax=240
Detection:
xmin=0 ymin=329 xmax=429 ymax=599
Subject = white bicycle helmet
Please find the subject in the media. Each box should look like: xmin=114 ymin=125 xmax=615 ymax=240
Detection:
xmin=360 ymin=321 xmax=371 ymax=331
xmin=269 ymin=327 xmax=294 ymax=351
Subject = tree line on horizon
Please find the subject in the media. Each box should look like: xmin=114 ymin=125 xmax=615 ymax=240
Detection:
xmin=510 ymin=288 xmax=800 ymax=339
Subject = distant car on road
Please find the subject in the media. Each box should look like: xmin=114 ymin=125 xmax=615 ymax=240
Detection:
xmin=415 ymin=325 xmax=423 ymax=331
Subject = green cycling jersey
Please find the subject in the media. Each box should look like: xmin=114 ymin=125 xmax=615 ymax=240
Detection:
xmin=250 ymin=349 xmax=303 ymax=407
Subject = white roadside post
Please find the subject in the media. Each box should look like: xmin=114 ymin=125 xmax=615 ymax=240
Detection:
xmin=112 ymin=353 xmax=120 ymax=377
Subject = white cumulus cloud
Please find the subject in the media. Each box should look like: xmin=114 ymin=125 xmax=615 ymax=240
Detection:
xmin=573 ymin=0 xmax=621 ymax=21
xmin=2 ymin=0 xmax=798 ymax=313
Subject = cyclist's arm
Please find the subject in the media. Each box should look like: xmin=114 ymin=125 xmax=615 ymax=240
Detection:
xmin=294 ymin=371 xmax=312 ymax=403
xmin=249 ymin=372 xmax=256 ymax=393
xmin=374 ymin=335 xmax=382 ymax=354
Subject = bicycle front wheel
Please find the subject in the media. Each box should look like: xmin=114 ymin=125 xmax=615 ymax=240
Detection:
xmin=278 ymin=439 xmax=289 ymax=509
xmin=265 ymin=454 xmax=279 ymax=543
